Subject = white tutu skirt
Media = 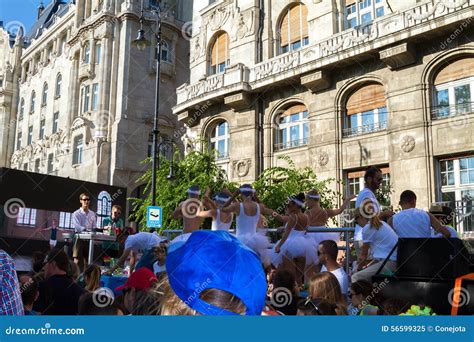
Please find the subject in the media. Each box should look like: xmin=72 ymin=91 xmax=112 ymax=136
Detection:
xmin=236 ymin=229 xmax=271 ymax=264
xmin=271 ymin=230 xmax=316 ymax=267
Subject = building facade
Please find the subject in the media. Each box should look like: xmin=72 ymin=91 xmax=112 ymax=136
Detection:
xmin=7 ymin=0 xmax=192 ymax=203
xmin=0 ymin=26 xmax=22 ymax=168
xmin=174 ymin=0 xmax=474 ymax=234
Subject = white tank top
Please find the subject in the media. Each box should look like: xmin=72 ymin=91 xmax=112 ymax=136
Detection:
xmin=236 ymin=202 xmax=260 ymax=236
xmin=211 ymin=209 xmax=233 ymax=232
xmin=393 ymin=208 xmax=431 ymax=238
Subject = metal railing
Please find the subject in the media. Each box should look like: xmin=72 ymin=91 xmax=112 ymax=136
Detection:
xmin=432 ymin=199 xmax=474 ymax=236
xmin=274 ymin=138 xmax=309 ymax=152
xmin=161 ymin=227 xmax=355 ymax=274
xmin=431 ymin=102 xmax=474 ymax=119
xmin=343 ymin=121 xmax=387 ymax=137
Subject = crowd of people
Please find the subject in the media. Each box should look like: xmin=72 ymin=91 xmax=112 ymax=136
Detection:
xmin=0 ymin=166 xmax=460 ymax=316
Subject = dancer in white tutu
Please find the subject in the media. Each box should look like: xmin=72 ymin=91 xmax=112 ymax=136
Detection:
xmin=170 ymin=185 xmax=204 ymax=247
xmin=197 ymin=189 xmax=234 ymax=232
xmin=305 ymin=189 xmax=355 ymax=268
xmin=221 ymin=184 xmax=273 ymax=264
xmin=271 ymin=193 xmax=314 ymax=287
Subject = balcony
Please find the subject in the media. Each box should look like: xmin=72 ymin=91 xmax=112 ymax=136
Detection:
xmin=174 ymin=0 xmax=474 ymax=115
xmin=431 ymin=102 xmax=474 ymax=120
xmin=343 ymin=121 xmax=387 ymax=138
xmin=274 ymin=138 xmax=309 ymax=152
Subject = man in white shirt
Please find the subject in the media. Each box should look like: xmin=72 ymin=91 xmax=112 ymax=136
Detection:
xmin=354 ymin=167 xmax=394 ymax=255
xmin=388 ymin=190 xmax=450 ymax=238
xmin=72 ymin=193 xmax=97 ymax=271
xmin=318 ymin=240 xmax=349 ymax=299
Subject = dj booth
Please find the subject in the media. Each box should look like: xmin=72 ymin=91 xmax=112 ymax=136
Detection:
xmin=0 ymin=167 xmax=127 ymax=256
xmin=373 ymin=238 xmax=474 ymax=315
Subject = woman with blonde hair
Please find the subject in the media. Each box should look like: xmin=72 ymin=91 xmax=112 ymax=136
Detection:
xmin=83 ymin=265 xmax=101 ymax=292
xmin=351 ymin=207 xmax=398 ymax=283
xmin=308 ymin=272 xmax=347 ymax=315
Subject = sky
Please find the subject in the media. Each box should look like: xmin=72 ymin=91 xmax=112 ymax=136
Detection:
xmin=0 ymin=0 xmax=54 ymax=36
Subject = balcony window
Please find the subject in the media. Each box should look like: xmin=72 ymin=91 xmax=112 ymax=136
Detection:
xmin=39 ymin=119 xmax=45 ymax=139
xmin=275 ymin=105 xmax=309 ymax=151
xmin=16 ymin=132 xmax=22 ymax=150
xmin=438 ymin=156 xmax=474 ymax=232
xmin=279 ymin=3 xmax=309 ymax=55
xmin=209 ymin=121 xmax=230 ymax=160
xmin=344 ymin=83 xmax=387 ymax=137
xmin=345 ymin=0 xmax=384 ymax=29
xmin=432 ymin=58 xmax=474 ymax=119
xmin=91 ymin=83 xmax=99 ymax=111
xmin=27 ymin=126 xmax=33 ymax=145
xmin=209 ymin=32 xmax=229 ymax=75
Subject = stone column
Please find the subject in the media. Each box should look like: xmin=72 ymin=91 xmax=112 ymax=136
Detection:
xmin=263 ymin=118 xmax=272 ymax=170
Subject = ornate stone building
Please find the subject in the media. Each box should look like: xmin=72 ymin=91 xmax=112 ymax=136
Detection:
xmin=0 ymin=26 xmax=22 ymax=168
xmin=8 ymin=0 xmax=192 ymax=201
xmin=174 ymin=0 xmax=474 ymax=234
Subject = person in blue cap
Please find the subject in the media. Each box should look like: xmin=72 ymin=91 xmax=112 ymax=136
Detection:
xmin=163 ymin=230 xmax=268 ymax=315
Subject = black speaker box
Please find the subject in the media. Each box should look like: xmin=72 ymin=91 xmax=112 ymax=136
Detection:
xmin=395 ymin=238 xmax=470 ymax=279
xmin=372 ymin=275 xmax=474 ymax=315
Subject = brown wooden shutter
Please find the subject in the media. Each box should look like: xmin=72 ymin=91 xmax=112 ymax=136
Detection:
xmin=280 ymin=9 xmax=289 ymax=47
xmin=301 ymin=5 xmax=308 ymax=39
xmin=211 ymin=32 xmax=228 ymax=66
xmin=346 ymin=83 xmax=386 ymax=115
xmin=289 ymin=5 xmax=302 ymax=44
xmin=217 ymin=33 xmax=228 ymax=65
xmin=434 ymin=58 xmax=474 ymax=85
xmin=283 ymin=104 xmax=307 ymax=116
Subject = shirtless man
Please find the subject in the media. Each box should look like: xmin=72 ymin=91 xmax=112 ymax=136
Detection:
xmin=170 ymin=185 xmax=204 ymax=245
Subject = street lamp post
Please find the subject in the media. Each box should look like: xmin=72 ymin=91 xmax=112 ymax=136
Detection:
xmin=133 ymin=0 xmax=165 ymax=206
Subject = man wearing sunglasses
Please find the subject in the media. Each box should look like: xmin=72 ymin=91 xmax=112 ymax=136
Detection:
xmin=72 ymin=193 xmax=97 ymax=271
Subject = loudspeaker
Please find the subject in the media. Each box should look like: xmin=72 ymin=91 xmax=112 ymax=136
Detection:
xmin=396 ymin=238 xmax=470 ymax=279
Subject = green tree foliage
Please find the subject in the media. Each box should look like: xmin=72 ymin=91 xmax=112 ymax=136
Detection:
xmin=130 ymin=154 xmax=342 ymax=230
xmin=129 ymin=150 xmax=236 ymax=230
xmin=253 ymin=156 xmax=339 ymax=227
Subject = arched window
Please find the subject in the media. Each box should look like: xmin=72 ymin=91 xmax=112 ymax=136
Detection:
xmin=279 ymin=3 xmax=309 ymax=54
xmin=209 ymin=32 xmax=229 ymax=75
xmin=55 ymin=73 xmax=62 ymax=98
xmin=344 ymin=83 xmax=387 ymax=137
xmin=19 ymin=98 xmax=25 ymax=120
xmin=42 ymin=83 xmax=48 ymax=106
xmin=209 ymin=121 xmax=230 ymax=159
xmin=96 ymin=191 xmax=112 ymax=228
xmin=433 ymin=57 xmax=474 ymax=119
xmin=30 ymin=91 xmax=36 ymax=113
xmin=275 ymin=104 xmax=309 ymax=151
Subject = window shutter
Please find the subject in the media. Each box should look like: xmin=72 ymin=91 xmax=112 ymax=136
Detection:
xmin=346 ymin=83 xmax=386 ymax=115
xmin=283 ymin=104 xmax=307 ymax=116
xmin=217 ymin=32 xmax=228 ymax=65
xmin=434 ymin=58 xmax=474 ymax=86
xmin=289 ymin=5 xmax=302 ymax=44
xmin=280 ymin=9 xmax=289 ymax=47
xmin=301 ymin=4 xmax=308 ymax=39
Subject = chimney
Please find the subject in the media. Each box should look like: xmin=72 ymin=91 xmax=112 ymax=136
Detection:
xmin=38 ymin=1 xmax=45 ymax=19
